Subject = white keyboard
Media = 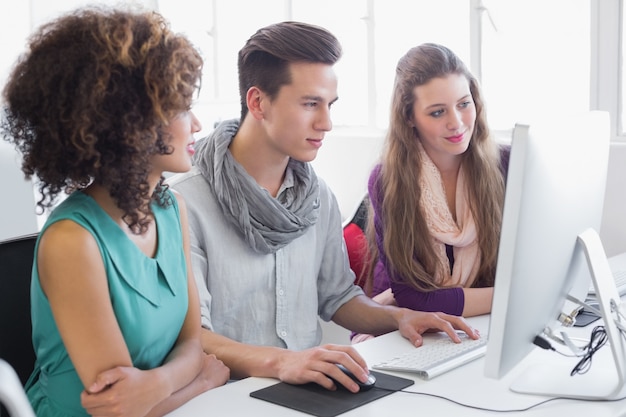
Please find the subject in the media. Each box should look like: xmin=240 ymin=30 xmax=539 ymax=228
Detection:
xmin=614 ymin=270 xmax=626 ymax=294
xmin=588 ymin=251 xmax=626 ymax=297
xmin=588 ymin=270 xmax=626 ymax=296
xmin=372 ymin=334 xmax=488 ymax=380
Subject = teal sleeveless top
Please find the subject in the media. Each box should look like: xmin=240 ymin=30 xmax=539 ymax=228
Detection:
xmin=25 ymin=190 xmax=189 ymax=417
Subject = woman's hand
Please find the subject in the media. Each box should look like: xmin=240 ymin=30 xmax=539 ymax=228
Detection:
xmin=81 ymin=366 xmax=168 ymax=417
xmin=189 ymin=353 xmax=230 ymax=394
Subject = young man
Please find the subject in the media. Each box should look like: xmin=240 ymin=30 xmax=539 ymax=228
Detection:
xmin=168 ymin=21 xmax=477 ymax=393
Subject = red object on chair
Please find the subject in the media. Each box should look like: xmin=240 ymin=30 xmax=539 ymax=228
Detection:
xmin=343 ymin=223 xmax=369 ymax=287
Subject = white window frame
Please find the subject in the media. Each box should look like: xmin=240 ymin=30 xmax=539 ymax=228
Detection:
xmin=592 ymin=0 xmax=622 ymax=141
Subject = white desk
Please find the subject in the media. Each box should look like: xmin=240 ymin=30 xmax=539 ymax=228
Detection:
xmin=167 ymin=315 xmax=626 ymax=416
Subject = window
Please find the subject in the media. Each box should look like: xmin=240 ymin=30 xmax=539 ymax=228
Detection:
xmin=479 ymin=0 xmax=590 ymax=133
xmin=619 ymin=0 xmax=626 ymax=137
xmin=160 ymin=0 xmax=593 ymax=139
xmin=0 ymin=0 xmax=614 ymax=139
xmin=589 ymin=0 xmax=622 ymax=141
xmin=160 ymin=0 xmax=470 ymax=135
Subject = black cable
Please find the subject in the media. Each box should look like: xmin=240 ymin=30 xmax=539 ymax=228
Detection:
xmin=370 ymin=385 xmax=626 ymax=413
xmin=370 ymin=386 xmax=560 ymax=412
xmin=533 ymin=326 xmax=608 ymax=375
xmin=365 ymin=322 xmax=619 ymax=412
xmin=570 ymin=325 xmax=608 ymax=376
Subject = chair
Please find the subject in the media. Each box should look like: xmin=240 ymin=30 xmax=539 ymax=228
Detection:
xmin=0 ymin=233 xmax=37 ymax=386
xmin=342 ymin=196 xmax=370 ymax=288
xmin=0 ymin=360 xmax=35 ymax=417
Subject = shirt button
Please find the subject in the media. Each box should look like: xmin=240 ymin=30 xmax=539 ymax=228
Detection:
xmin=280 ymin=330 xmax=287 ymax=337
xmin=278 ymin=289 xmax=284 ymax=296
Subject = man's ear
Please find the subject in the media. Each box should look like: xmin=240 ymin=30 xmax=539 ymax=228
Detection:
xmin=246 ymin=87 xmax=265 ymax=120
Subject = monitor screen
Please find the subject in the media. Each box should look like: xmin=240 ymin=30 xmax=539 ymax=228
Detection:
xmin=483 ymin=111 xmax=626 ymax=399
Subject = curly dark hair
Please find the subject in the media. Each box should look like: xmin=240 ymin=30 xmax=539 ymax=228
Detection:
xmin=1 ymin=5 xmax=203 ymax=233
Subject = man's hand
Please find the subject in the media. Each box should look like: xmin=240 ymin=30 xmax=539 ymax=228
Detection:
xmin=275 ymin=344 xmax=372 ymax=393
xmin=396 ymin=309 xmax=480 ymax=347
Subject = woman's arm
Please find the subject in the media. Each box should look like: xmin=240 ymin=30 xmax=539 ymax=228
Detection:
xmin=41 ymin=193 xmax=217 ymax=417
xmin=460 ymin=287 xmax=493 ymax=316
xmin=379 ymin=236 xmax=491 ymax=316
xmin=83 ymin=193 xmax=228 ymax=417
xmin=141 ymin=192 xmax=229 ymax=415
xmin=38 ymin=220 xmax=134 ymax=384
xmin=390 ymin=279 xmax=464 ymax=315
xmin=369 ymin=167 xmax=486 ymax=317
xmin=39 ymin=220 xmax=174 ymax=416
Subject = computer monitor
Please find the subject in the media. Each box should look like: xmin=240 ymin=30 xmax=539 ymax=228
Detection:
xmin=484 ymin=111 xmax=626 ymax=400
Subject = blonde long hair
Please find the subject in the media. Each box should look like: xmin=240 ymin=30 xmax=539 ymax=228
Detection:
xmin=368 ymin=43 xmax=505 ymax=292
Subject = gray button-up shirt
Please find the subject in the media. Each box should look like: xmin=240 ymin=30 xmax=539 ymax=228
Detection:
xmin=169 ymin=166 xmax=363 ymax=350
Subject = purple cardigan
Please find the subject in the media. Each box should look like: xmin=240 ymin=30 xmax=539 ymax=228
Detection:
xmin=369 ymin=145 xmax=510 ymax=315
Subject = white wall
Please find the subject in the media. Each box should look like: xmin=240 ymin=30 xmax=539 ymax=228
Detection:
xmin=0 ymin=141 xmax=38 ymax=241
xmin=310 ymin=128 xmax=384 ymax=221
xmin=0 ymin=0 xmax=34 ymax=241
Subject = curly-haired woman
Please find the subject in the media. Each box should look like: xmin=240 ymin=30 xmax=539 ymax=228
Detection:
xmin=1 ymin=6 xmax=229 ymax=416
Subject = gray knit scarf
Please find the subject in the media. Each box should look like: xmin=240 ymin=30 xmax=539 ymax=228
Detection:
xmin=194 ymin=119 xmax=320 ymax=254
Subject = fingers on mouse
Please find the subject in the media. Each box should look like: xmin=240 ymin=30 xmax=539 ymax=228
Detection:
xmin=334 ymin=364 xmax=376 ymax=392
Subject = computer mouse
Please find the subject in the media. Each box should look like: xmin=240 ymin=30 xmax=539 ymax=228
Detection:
xmin=335 ymin=364 xmax=376 ymax=392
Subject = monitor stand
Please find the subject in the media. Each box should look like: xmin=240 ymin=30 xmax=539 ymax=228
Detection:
xmin=510 ymin=228 xmax=626 ymax=400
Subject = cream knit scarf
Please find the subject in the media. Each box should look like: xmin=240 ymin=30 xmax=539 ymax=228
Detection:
xmin=418 ymin=143 xmax=480 ymax=287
